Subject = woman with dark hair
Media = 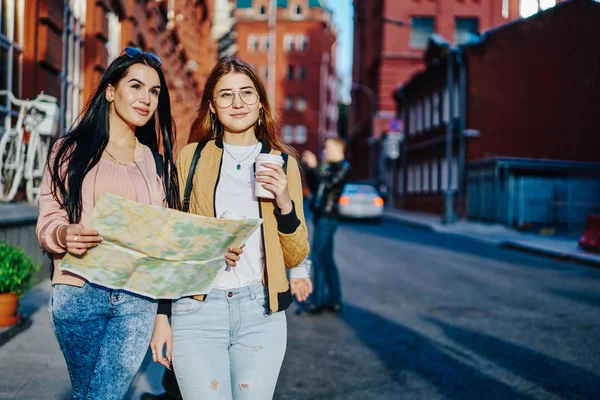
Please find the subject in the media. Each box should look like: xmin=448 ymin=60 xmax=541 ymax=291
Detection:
xmin=150 ymin=57 xmax=311 ymax=399
xmin=36 ymin=48 xmax=240 ymax=399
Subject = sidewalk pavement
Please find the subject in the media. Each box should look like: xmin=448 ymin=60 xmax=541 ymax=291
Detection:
xmin=383 ymin=207 xmax=600 ymax=266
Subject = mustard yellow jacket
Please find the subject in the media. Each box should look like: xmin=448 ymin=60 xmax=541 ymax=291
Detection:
xmin=175 ymin=138 xmax=309 ymax=313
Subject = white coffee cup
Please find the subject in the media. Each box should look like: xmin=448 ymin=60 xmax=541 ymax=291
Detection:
xmin=255 ymin=154 xmax=284 ymax=199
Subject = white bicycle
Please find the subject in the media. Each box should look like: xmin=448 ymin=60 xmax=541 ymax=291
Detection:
xmin=0 ymin=90 xmax=59 ymax=205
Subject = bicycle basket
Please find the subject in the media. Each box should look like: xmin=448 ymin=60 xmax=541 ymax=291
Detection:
xmin=25 ymin=98 xmax=60 ymax=137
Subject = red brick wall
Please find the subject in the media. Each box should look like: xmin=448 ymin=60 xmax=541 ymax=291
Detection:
xmin=235 ymin=2 xmax=336 ymax=158
xmin=23 ymin=0 xmax=215 ymax=151
xmin=466 ymin=0 xmax=600 ymax=163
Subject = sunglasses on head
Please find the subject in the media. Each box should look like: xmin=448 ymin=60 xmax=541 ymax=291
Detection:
xmin=123 ymin=47 xmax=163 ymax=66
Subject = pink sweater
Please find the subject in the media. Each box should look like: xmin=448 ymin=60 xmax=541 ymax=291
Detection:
xmin=36 ymin=138 xmax=165 ymax=286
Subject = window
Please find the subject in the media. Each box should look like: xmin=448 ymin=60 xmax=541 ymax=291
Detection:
xmin=295 ymin=125 xmax=307 ymax=144
xmin=502 ymin=0 xmax=509 ymax=18
xmin=259 ymin=5 xmax=266 ymax=15
xmin=284 ymin=95 xmax=293 ymax=110
xmin=261 ymin=34 xmax=270 ymax=51
xmin=0 ymin=0 xmax=24 ymax=120
xmin=283 ymin=125 xmax=293 ymax=143
xmin=247 ymin=34 xmax=259 ymax=52
xmin=415 ymin=163 xmax=422 ymax=193
xmin=106 ymin=12 xmax=121 ymax=63
xmin=408 ymin=104 xmax=416 ymax=135
xmin=62 ymin=0 xmax=86 ymax=133
xmin=422 ymin=161 xmax=430 ymax=193
xmin=296 ymin=95 xmax=306 ymax=111
xmin=443 ymin=86 xmax=449 ymax=123
xmin=287 ymin=65 xmax=295 ymax=80
xmin=283 ymin=34 xmax=294 ymax=52
xmin=293 ymin=4 xmax=303 ymax=16
xmin=451 ymin=157 xmax=458 ymax=191
xmin=298 ymin=65 xmax=306 ymax=81
xmin=519 ymin=0 xmax=556 ymax=18
xmin=407 ymin=165 xmax=414 ymax=194
xmin=455 ymin=17 xmax=479 ymax=45
xmin=424 ymin=95 xmax=431 ymax=130
xmin=432 ymin=91 xmax=440 ymax=127
xmin=410 ymin=17 xmax=434 ymax=49
xmin=260 ymin=65 xmax=269 ymax=81
xmin=296 ymin=35 xmax=308 ymax=52
xmin=453 ymin=83 xmax=459 ymax=119
xmin=441 ymin=158 xmax=448 ymax=190
xmin=416 ymin=100 xmax=423 ymax=133
xmin=431 ymin=159 xmax=438 ymax=192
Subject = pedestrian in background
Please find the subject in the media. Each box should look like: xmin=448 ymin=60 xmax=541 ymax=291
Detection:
xmin=148 ymin=56 xmax=310 ymax=400
xmin=297 ymin=137 xmax=351 ymax=316
xmin=36 ymin=48 xmax=182 ymax=399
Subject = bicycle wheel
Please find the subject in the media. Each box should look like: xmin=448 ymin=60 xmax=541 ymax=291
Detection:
xmin=0 ymin=129 xmax=24 ymax=202
xmin=25 ymin=133 xmax=50 ymax=205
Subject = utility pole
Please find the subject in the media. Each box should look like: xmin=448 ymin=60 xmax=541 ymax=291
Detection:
xmin=268 ymin=0 xmax=277 ymax=106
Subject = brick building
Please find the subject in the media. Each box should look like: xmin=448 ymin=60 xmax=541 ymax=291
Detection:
xmin=393 ymin=0 xmax=600 ymax=228
xmin=234 ymin=0 xmax=337 ymax=157
xmin=11 ymin=0 xmax=217 ymax=151
xmin=350 ymin=0 xmax=525 ymax=181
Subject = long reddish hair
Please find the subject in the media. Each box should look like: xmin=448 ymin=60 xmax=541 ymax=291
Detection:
xmin=188 ymin=56 xmax=297 ymax=158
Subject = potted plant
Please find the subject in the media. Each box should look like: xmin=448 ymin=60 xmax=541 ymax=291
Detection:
xmin=0 ymin=241 xmax=40 ymax=327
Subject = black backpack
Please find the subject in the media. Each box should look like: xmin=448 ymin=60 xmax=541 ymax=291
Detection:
xmin=181 ymin=142 xmax=288 ymax=213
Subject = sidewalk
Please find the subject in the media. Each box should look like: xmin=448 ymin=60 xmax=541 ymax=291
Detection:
xmin=0 ymin=279 xmax=164 ymax=399
xmin=383 ymin=207 xmax=600 ymax=266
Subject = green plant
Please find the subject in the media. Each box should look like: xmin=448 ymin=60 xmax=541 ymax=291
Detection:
xmin=0 ymin=242 xmax=40 ymax=297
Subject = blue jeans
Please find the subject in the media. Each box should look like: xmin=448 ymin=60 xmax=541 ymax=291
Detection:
xmin=171 ymin=282 xmax=287 ymax=400
xmin=48 ymin=282 xmax=157 ymax=400
xmin=309 ymin=216 xmax=342 ymax=308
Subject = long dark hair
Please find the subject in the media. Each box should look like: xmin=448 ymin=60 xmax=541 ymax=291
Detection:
xmin=188 ymin=56 xmax=297 ymax=158
xmin=49 ymin=52 xmax=180 ymax=223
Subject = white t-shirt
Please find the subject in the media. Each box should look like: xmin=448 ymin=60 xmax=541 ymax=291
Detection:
xmin=213 ymin=142 xmax=310 ymax=289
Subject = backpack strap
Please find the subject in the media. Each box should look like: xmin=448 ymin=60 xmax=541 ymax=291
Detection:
xmin=281 ymin=152 xmax=288 ymax=174
xmin=182 ymin=142 xmax=206 ymax=213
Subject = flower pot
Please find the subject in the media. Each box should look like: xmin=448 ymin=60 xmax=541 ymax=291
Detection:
xmin=0 ymin=292 xmax=20 ymax=328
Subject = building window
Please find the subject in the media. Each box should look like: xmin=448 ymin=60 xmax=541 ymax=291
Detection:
xmin=451 ymin=157 xmax=458 ymax=191
xmin=260 ymin=65 xmax=269 ymax=81
xmin=408 ymin=104 xmax=416 ymax=135
xmin=407 ymin=165 xmax=414 ymax=194
xmin=284 ymin=95 xmax=293 ymax=110
xmin=247 ymin=34 xmax=259 ymax=52
xmin=298 ymin=65 xmax=306 ymax=81
xmin=453 ymin=83 xmax=459 ymax=119
xmin=424 ymin=95 xmax=431 ymax=130
xmin=0 ymin=0 xmax=24 ymax=120
xmin=455 ymin=17 xmax=479 ymax=45
xmin=422 ymin=161 xmax=430 ymax=193
xmin=296 ymin=95 xmax=306 ymax=111
xmin=296 ymin=35 xmax=308 ymax=52
xmin=410 ymin=17 xmax=435 ymax=49
xmin=443 ymin=86 xmax=449 ymax=123
xmin=261 ymin=34 xmax=270 ymax=51
xmin=63 ymin=0 xmax=86 ymax=133
xmin=415 ymin=163 xmax=422 ymax=193
xmin=431 ymin=159 xmax=439 ymax=192
xmin=259 ymin=5 xmax=266 ymax=15
xmin=441 ymin=158 xmax=448 ymax=190
xmin=520 ymin=0 xmax=556 ymax=18
xmin=283 ymin=125 xmax=293 ymax=143
xmin=416 ymin=100 xmax=423 ymax=133
xmin=287 ymin=65 xmax=295 ymax=80
xmin=283 ymin=34 xmax=294 ymax=52
xmin=106 ymin=12 xmax=121 ymax=63
xmin=432 ymin=91 xmax=440 ymax=127
xmin=295 ymin=125 xmax=307 ymax=144
xmin=502 ymin=0 xmax=509 ymax=18
xmin=293 ymin=4 xmax=303 ymax=16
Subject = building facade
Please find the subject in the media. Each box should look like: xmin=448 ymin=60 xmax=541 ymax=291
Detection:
xmin=9 ymin=0 xmax=217 ymax=151
xmin=393 ymin=0 xmax=600 ymax=229
xmin=350 ymin=0 xmax=523 ymax=181
xmin=234 ymin=0 xmax=337 ymax=157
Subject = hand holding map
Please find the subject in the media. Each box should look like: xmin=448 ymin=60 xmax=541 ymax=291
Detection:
xmin=59 ymin=193 xmax=262 ymax=299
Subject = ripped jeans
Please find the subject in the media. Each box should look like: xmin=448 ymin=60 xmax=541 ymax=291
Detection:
xmin=171 ymin=282 xmax=287 ymax=400
xmin=49 ymin=282 xmax=157 ymax=400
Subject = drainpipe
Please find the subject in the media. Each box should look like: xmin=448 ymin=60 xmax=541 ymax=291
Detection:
xmin=443 ymin=48 xmax=456 ymax=224
xmin=400 ymin=90 xmax=408 ymax=209
xmin=457 ymin=48 xmax=466 ymax=218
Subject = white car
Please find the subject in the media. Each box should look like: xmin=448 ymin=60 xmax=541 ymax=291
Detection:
xmin=338 ymin=184 xmax=384 ymax=220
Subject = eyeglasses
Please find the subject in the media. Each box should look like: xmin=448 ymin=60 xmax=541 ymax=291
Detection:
xmin=213 ymin=89 xmax=259 ymax=108
xmin=123 ymin=47 xmax=163 ymax=66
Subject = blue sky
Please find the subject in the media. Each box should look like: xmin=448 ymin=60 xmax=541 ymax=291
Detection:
xmin=325 ymin=0 xmax=353 ymax=102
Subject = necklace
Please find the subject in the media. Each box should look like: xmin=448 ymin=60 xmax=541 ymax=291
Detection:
xmin=104 ymin=149 xmax=132 ymax=166
xmin=223 ymin=142 xmax=260 ymax=170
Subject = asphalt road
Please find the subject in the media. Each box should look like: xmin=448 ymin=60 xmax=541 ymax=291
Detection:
xmin=275 ymin=219 xmax=600 ymax=400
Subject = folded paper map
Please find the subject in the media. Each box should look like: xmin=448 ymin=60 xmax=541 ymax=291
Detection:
xmin=59 ymin=193 xmax=262 ymax=299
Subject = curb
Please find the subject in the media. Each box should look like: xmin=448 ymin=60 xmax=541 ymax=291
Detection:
xmin=0 ymin=315 xmax=33 ymax=347
xmin=383 ymin=213 xmax=600 ymax=267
